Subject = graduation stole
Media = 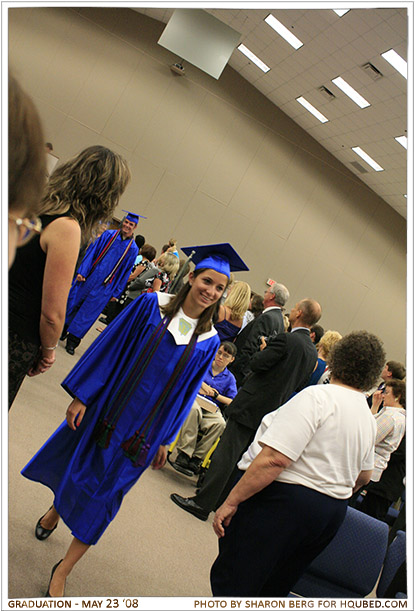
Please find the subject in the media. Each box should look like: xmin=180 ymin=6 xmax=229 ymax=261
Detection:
xmin=94 ymin=315 xmax=198 ymax=467
xmin=88 ymin=230 xmax=134 ymax=285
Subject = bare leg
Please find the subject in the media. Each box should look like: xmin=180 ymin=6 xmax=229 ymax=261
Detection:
xmin=40 ymin=505 xmax=60 ymax=530
xmin=48 ymin=537 xmax=90 ymax=597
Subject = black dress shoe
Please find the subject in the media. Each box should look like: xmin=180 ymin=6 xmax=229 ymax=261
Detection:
xmin=65 ymin=345 xmax=75 ymax=355
xmin=170 ymin=493 xmax=209 ymax=521
xmin=171 ymin=462 xmax=194 ymax=477
xmin=174 ymin=451 xmax=190 ymax=467
xmin=188 ymin=457 xmax=202 ymax=474
xmin=98 ymin=316 xmax=108 ymax=324
xmin=35 ymin=508 xmax=58 ymax=540
xmin=45 ymin=559 xmax=64 ymax=597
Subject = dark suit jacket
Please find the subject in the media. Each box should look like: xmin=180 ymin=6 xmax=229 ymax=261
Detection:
xmin=226 ymin=328 xmax=317 ymax=430
xmin=229 ymin=308 xmax=284 ymax=387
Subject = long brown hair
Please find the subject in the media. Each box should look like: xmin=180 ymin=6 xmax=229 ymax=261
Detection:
xmin=161 ymin=268 xmax=229 ymax=335
xmin=36 ymin=145 xmax=131 ymax=240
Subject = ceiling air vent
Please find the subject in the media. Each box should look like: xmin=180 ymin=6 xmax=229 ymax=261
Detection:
xmin=361 ymin=62 xmax=383 ymax=80
xmin=318 ymin=86 xmax=336 ymax=101
xmin=350 ymin=161 xmax=369 ymax=174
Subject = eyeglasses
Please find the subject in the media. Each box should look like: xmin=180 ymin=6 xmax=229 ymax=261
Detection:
xmin=9 ymin=214 xmax=42 ymax=246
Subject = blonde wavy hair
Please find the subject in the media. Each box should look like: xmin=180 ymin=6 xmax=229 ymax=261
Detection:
xmin=36 ymin=145 xmax=131 ymax=240
xmin=159 ymin=251 xmax=180 ymax=279
xmin=318 ymin=330 xmax=342 ymax=360
xmin=224 ymin=281 xmax=251 ymax=320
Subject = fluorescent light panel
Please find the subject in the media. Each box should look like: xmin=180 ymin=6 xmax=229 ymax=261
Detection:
xmin=352 ymin=147 xmax=383 ymax=171
xmin=395 ymin=136 xmax=407 ymax=149
xmin=265 ymin=14 xmax=303 ymax=50
xmin=381 ymin=49 xmax=407 ymax=78
xmin=237 ymin=44 xmax=270 ymax=73
xmin=332 ymin=76 xmax=370 ymax=108
xmin=333 ymin=9 xmax=350 ymax=16
xmin=296 ymin=97 xmax=329 ymax=123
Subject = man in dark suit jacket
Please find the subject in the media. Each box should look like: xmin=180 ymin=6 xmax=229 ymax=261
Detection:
xmin=171 ymin=298 xmax=322 ymax=521
xmin=230 ymin=282 xmax=290 ymax=387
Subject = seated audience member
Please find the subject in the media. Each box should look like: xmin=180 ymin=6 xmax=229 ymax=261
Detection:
xmin=166 ymin=238 xmax=179 ymax=258
xmin=123 ymin=244 xmax=157 ymax=304
xmin=149 ymin=251 xmax=179 ymax=293
xmin=310 ymin=324 xmax=324 ymax=345
xmin=215 ymin=281 xmax=251 ymax=342
xmin=133 ymin=234 xmax=146 ymax=265
xmin=209 ymin=330 xmax=385 ymax=597
xmin=98 ymin=243 xmax=157 ymax=328
xmin=8 ymin=74 xmax=45 ymax=268
xmin=172 ymin=342 xmax=238 ymax=475
xmin=307 ymin=330 xmax=342 ymax=386
xmin=350 ymin=379 xmax=406 ymax=515
xmin=366 ymin=360 xmax=406 ymax=409
xmin=239 ymin=293 xmax=264 ymax=331
xmin=169 ymin=258 xmax=191 ymax=295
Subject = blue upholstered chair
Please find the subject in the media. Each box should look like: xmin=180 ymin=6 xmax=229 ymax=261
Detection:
xmin=291 ymin=506 xmax=389 ymax=598
xmin=376 ymin=531 xmax=406 ymax=598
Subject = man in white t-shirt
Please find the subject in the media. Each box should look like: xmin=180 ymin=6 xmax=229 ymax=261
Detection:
xmin=210 ymin=330 xmax=385 ymax=597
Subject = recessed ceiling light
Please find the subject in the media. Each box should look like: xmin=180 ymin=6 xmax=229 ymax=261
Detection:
xmin=395 ymin=136 xmax=408 ymax=149
xmin=237 ymin=44 xmax=270 ymax=73
xmin=333 ymin=9 xmax=350 ymax=16
xmin=264 ymin=14 xmax=303 ymax=50
xmin=381 ymin=49 xmax=407 ymax=78
xmin=352 ymin=147 xmax=384 ymax=171
xmin=296 ymin=97 xmax=329 ymax=123
xmin=332 ymin=76 xmax=370 ymax=108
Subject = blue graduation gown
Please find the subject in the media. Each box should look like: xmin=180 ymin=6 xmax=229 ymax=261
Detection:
xmin=65 ymin=230 xmax=138 ymax=338
xmin=22 ymin=293 xmax=219 ymax=545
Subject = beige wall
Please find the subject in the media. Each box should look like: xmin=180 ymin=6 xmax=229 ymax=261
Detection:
xmin=9 ymin=7 xmax=406 ymax=361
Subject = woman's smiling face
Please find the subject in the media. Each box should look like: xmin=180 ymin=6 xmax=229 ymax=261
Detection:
xmin=185 ymin=269 xmax=228 ymax=316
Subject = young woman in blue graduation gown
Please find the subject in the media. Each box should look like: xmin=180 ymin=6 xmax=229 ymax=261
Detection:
xmin=22 ymin=245 xmax=248 ymax=597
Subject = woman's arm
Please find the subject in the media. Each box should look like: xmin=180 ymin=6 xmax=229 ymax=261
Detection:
xmin=213 ymin=445 xmax=292 ymax=537
xmin=128 ymin=263 xmax=145 ymax=282
xmin=151 ymin=277 xmax=163 ymax=292
xmin=28 ymin=217 xmax=81 ymax=377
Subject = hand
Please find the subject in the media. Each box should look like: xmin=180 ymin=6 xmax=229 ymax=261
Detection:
xmin=200 ymin=382 xmax=214 ymax=397
xmin=212 ymin=500 xmax=238 ymax=538
xmin=76 ymin=274 xmax=85 ymax=282
xmin=372 ymin=390 xmax=383 ymax=412
xmin=27 ymin=350 xmax=56 ymax=377
xmin=259 ymin=336 xmax=267 ymax=351
xmin=110 ymin=297 xmax=117 ymax=302
xmin=152 ymin=445 xmax=167 ymax=470
xmin=66 ymin=398 xmax=87 ymax=430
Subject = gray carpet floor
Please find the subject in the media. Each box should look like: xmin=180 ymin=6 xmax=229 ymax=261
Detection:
xmin=8 ymin=322 xmax=218 ymax=598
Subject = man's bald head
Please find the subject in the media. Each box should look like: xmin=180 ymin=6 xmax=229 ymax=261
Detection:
xmin=289 ymin=299 xmax=322 ymax=329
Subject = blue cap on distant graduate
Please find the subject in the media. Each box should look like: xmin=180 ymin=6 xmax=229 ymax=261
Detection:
xmin=122 ymin=210 xmax=147 ymax=224
xmin=181 ymin=243 xmax=249 ymax=279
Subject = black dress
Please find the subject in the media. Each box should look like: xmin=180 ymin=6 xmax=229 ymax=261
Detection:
xmin=8 ymin=213 xmax=70 ymax=407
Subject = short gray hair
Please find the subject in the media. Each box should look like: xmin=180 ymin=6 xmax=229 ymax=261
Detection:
xmin=271 ymin=282 xmax=289 ymax=306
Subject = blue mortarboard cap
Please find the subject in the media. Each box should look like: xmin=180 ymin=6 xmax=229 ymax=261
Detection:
xmin=122 ymin=210 xmax=147 ymax=224
xmin=181 ymin=243 xmax=249 ymax=278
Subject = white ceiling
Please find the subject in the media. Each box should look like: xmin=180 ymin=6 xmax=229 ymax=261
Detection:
xmin=134 ymin=6 xmax=408 ymax=219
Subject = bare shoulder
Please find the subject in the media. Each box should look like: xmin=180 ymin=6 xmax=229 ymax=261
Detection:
xmin=40 ymin=217 xmax=81 ymax=249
